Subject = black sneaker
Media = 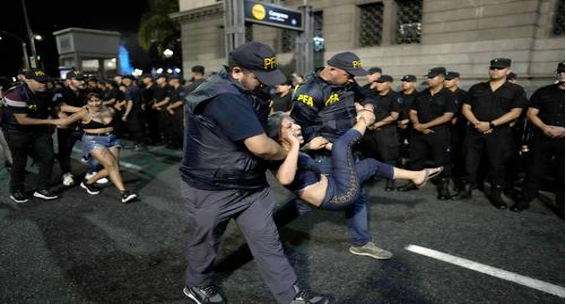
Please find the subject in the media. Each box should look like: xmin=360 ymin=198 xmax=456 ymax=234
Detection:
xmin=33 ymin=189 xmax=59 ymax=200
xmin=10 ymin=190 xmax=29 ymax=203
xmin=80 ymin=181 xmax=100 ymax=195
xmin=291 ymin=285 xmax=329 ymax=304
xmin=121 ymin=191 xmax=138 ymax=204
xmin=183 ymin=285 xmax=226 ymax=304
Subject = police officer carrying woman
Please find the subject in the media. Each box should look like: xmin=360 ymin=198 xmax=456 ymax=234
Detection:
xmin=180 ymin=42 xmax=328 ymax=304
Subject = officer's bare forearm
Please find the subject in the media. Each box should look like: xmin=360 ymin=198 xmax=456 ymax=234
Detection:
xmin=490 ymin=108 xmax=522 ymax=127
xmin=526 ymin=108 xmax=549 ymax=132
xmin=409 ymin=110 xmax=420 ymax=125
xmin=14 ymin=114 xmax=58 ymax=126
xmin=461 ymin=104 xmax=479 ymax=124
xmin=244 ymin=134 xmax=288 ymax=161
xmin=422 ymin=112 xmax=453 ymax=129
xmin=375 ymin=112 xmax=399 ymax=127
xmin=169 ymin=101 xmax=184 ymax=110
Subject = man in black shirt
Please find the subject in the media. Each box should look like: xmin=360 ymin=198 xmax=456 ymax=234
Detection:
xmin=165 ymin=76 xmax=186 ymax=149
xmin=397 ymin=74 xmax=418 ymax=168
xmin=53 ymin=70 xmax=87 ymax=187
xmin=444 ymin=71 xmax=471 ymax=195
xmin=398 ymin=67 xmax=456 ymax=200
xmin=122 ymin=75 xmax=147 ymax=151
xmin=181 ymin=42 xmax=328 ymax=304
xmin=185 ymin=65 xmax=207 ymax=93
xmin=459 ymin=58 xmax=527 ymax=208
xmin=140 ymin=74 xmax=160 ymax=145
xmin=152 ymin=74 xmax=171 ymax=145
xmin=271 ymin=78 xmax=294 ymax=113
xmin=360 ymin=75 xmax=400 ymax=191
xmin=511 ymin=62 xmax=565 ymax=215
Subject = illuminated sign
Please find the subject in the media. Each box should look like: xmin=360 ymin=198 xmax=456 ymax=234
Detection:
xmin=244 ymin=0 xmax=303 ymax=31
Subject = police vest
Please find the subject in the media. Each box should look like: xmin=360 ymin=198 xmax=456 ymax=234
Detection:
xmin=291 ymin=74 xmax=361 ymax=142
xmin=179 ymin=67 xmax=268 ymax=191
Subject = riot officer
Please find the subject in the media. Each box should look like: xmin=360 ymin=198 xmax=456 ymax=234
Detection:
xmin=286 ymin=51 xmax=392 ymax=260
xmin=181 ymin=41 xmax=328 ymax=304
xmin=444 ymin=71 xmax=470 ymax=194
xmin=511 ymin=62 xmax=564 ymax=215
xmin=360 ymin=75 xmax=400 ymax=191
xmin=397 ymin=67 xmax=456 ymax=200
xmin=3 ymin=69 xmax=61 ymax=203
xmin=457 ymin=58 xmax=528 ymax=209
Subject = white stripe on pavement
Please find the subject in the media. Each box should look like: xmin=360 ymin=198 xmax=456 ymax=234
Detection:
xmin=405 ymin=244 xmax=565 ymax=298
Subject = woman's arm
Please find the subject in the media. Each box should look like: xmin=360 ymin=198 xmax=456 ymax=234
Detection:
xmin=275 ymin=142 xmax=300 ymax=186
xmin=60 ymin=104 xmax=84 ymax=113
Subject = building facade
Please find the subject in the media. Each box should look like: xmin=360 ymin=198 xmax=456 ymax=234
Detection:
xmin=172 ymin=0 xmax=564 ymax=90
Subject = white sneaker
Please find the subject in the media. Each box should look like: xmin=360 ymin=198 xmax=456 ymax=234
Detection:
xmin=96 ymin=177 xmax=109 ymax=185
xmin=85 ymin=172 xmax=109 ymax=185
xmin=63 ymin=173 xmax=75 ymax=186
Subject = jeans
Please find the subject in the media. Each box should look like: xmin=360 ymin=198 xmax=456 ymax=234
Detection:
xmin=6 ymin=131 xmax=55 ymax=192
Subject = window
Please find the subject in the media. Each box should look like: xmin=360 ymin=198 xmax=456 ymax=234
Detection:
xmin=359 ymin=2 xmax=384 ymax=47
xmin=281 ymin=29 xmax=297 ymax=53
xmin=245 ymin=23 xmax=253 ymax=42
xmin=553 ymin=0 xmax=564 ymax=36
xmin=395 ymin=0 xmax=422 ymax=44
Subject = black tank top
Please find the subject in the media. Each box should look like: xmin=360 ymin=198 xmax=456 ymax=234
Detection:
xmin=82 ymin=108 xmax=115 ymax=130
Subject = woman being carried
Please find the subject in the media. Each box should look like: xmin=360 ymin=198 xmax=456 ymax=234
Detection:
xmin=267 ymin=110 xmax=442 ymax=211
xmin=55 ymin=92 xmax=137 ymax=203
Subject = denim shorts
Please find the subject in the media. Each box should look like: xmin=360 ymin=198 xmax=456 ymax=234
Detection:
xmin=82 ymin=133 xmax=121 ymax=153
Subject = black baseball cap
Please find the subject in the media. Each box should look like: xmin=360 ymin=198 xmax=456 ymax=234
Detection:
xmin=192 ymin=65 xmax=205 ymax=74
xmin=122 ymin=75 xmax=136 ymax=80
xmin=401 ymin=74 xmax=417 ymax=82
xmin=376 ymin=75 xmax=393 ymax=83
xmin=66 ymin=70 xmax=85 ymax=80
xmin=368 ymin=67 xmax=382 ymax=74
xmin=557 ymin=62 xmax=565 ymax=73
xmin=24 ymin=68 xmax=50 ymax=83
xmin=230 ymin=41 xmax=286 ymax=86
xmin=327 ymin=52 xmax=368 ymax=76
xmin=490 ymin=58 xmax=512 ymax=69
xmin=141 ymin=74 xmax=153 ymax=79
xmin=445 ymin=71 xmax=460 ymax=80
xmin=425 ymin=67 xmax=447 ymax=78
xmin=156 ymin=74 xmax=169 ymax=80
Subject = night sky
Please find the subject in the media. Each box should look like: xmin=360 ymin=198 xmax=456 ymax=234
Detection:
xmin=0 ymin=0 xmax=149 ymax=78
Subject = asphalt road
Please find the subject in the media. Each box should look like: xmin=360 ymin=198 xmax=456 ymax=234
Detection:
xmin=0 ymin=144 xmax=564 ymax=303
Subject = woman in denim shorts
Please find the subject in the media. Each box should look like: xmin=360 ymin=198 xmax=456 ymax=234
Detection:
xmin=55 ymin=92 xmax=137 ymax=203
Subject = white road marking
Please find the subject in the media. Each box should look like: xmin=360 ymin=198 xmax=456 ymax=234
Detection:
xmin=405 ymin=244 xmax=565 ymax=298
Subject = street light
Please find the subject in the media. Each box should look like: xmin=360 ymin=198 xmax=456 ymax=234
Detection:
xmin=0 ymin=30 xmax=30 ymax=69
xmin=34 ymin=34 xmax=43 ymax=41
xmin=163 ymin=49 xmax=174 ymax=58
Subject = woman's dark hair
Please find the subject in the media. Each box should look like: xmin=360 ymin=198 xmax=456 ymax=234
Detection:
xmin=86 ymin=92 xmax=101 ymax=101
xmin=266 ymin=111 xmax=287 ymax=140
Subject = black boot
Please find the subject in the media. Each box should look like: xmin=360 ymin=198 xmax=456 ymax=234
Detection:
xmin=490 ymin=185 xmax=507 ymax=209
xmin=437 ymin=179 xmax=451 ymax=200
xmin=452 ymin=183 xmax=472 ymax=200
xmin=510 ymin=200 xmax=530 ymax=212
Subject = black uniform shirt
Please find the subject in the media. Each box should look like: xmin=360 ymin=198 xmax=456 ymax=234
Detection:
xmin=529 ymin=83 xmax=565 ymax=127
xmin=373 ymin=89 xmax=400 ymax=123
xmin=153 ymin=85 xmax=171 ymax=103
xmin=52 ymin=87 xmax=86 ymax=107
xmin=452 ymin=88 xmax=471 ymax=131
xmin=465 ymin=81 xmax=527 ymax=122
xmin=411 ymin=87 xmax=456 ymax=129
xmin=397 ymin=90 xmax=418 ymax=121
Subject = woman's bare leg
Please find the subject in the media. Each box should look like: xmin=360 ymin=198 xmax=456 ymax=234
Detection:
xmin=89 ymin=148 xmax=126 ymax=192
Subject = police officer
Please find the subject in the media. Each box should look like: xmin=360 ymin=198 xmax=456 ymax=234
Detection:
xmin=397 ymin=74 xmax=418 ymax=167
xmin=181 ymin=41 xmax=328 ymax=304
xmin=361 ymin=75 xmax=400 ymax=191
xmin=286 ymin=51 xmax=393 ymax=260
xmin=53 ymin=70 xmax=87 ymax=186
xmin=511 ymin=62 xmax=564 ymax=215
xmin=140 ymin=74 xmax=160 ymax=145
xmin=122 ymin=75 xmax=147 ymax=151
xmin=458 ymin=58 xmax=528 ymax=208
xmin=186 ymin=65 xmax=206 ymax=93
xmin=2 ymin=69 xmax=61 ymax=203
xmin=165 ymin=75 xmax=186 ymax=149
xmin=397 ymin=67 xmax=456 ymax=200
xmin=444 ymin=71 xmax=470 ymax=194
xmin=363 ymin=66 xmax=382 ymax=91
xmin=152 ymin=74 xmax=171 ymax=145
